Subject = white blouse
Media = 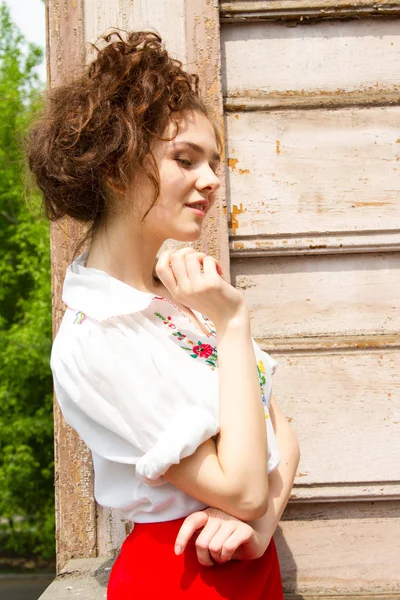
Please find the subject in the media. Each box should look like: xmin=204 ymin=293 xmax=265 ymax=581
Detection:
xmin=51 ymin=253 xmax=280 ymax=523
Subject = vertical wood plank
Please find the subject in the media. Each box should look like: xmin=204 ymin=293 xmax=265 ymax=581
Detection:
xmin=184 ymin=0 xmax=231 ymax=280
xmin=48 ymin=0 xmax=97 ymax=571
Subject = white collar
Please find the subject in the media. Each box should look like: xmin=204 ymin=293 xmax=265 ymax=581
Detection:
xmin=62 ymin=252 xmax=158 ymax=321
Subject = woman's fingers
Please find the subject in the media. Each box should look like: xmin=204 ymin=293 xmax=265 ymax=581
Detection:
xmin=170 ymin=248 xmax=195 ymax=287
xmin=194 ymin=517 xmax=223 ymax=567
xmin=218 ymin=527 xmax=253 ymax=563
xmin=176 ymin=508 xmax=258 ymax=567
xmin=155 ymin=250 xmax=177 ymax=290
xmin=207 ymin=522 xmax=239 ymax=564
xmin=156 ymin=247 xmax=195 ymax=291
xmin=185 ymin=251 xmax=206 ymax=286
xmin=174 ymin=511 xmax=208 ymax=555
xmin=202 ymin=255 xmax=221 ymax=283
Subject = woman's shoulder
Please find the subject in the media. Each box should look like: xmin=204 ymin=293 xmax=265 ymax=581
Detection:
xmin=51 ymin=307 xmax=145 ymax=373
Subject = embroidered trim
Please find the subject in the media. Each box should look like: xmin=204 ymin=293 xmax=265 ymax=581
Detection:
xmin=257 ymin=360 xmax=270 ymax=418
xmin=73 ymin=311 xmax=87 ymax=325
xmin=153 ymin=310 xmax=270 ymax=412
xmin=201 ymin=314 xmax=216 ymax=336
xmin=154 ymin=310 xmax=218 ymax=369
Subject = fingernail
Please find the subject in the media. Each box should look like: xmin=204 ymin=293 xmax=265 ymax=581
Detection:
xmin=175 ymin=544 xmax=182 ymax=555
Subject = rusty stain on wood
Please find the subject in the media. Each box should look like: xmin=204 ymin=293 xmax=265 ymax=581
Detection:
xmin=353 ymin=201 xmax=394 ymax=207
xmin=228 ymin=157 xmax=239 ymax=171
xmin=233 ymin=241 xmax=245 ymax=249
xmin=229 ymin=203 xmax=245 ymax=233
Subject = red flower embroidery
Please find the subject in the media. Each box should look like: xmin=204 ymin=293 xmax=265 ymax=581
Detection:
xmin=192 ymin=344 xmax=214 ymax=358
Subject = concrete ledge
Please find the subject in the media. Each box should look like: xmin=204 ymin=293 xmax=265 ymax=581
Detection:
xmin=286 ymin=596 xmax=400 ymax=600
xmin=38 ymin=558 xmax=400 ymax=600
xmin=38 ymin=557 xmax=115 ymax=599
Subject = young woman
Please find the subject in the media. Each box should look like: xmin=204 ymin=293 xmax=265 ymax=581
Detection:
xmin=28 ymin=31 xmax=299 ymax=599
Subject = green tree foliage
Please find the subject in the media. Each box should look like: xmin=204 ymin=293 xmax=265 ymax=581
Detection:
xmin=0 ymin=2 xmax=54 ymax=559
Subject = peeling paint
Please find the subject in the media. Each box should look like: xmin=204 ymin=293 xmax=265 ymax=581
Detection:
xmin=238 ymin=168 xmax=250 ymax=175
xmin=233 ymin=241 xmax=245 ymax=249
xmin=229 ymin=203 xmax=245 ymax=233
xmin=228 ymin=157 xmax=239 ymax=171
xmin=276 ymin=140 xmax=281 ymax=155
xmin=353 ymin=201 xmax=393 ymax=207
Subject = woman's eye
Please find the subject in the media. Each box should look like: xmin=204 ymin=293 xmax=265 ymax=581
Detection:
xmin=176 ymin=156 xmax=192 ymax=167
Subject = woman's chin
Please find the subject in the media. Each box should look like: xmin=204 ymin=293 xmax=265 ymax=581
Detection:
xmin=170 ymin=224 xmax=203 ymax=243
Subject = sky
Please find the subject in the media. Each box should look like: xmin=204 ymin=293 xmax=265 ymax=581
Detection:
xmin=4 ymin=0 xmax=46 ymax=79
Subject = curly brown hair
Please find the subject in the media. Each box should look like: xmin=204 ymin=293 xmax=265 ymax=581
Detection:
xmin=27 ymin=30 xmax=214 ymax=229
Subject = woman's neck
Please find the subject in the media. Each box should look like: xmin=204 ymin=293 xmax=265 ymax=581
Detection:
xmin=86 ymin=218 xmax=165 ymax=295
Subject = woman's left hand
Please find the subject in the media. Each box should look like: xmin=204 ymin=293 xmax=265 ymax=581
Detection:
xmin=174 ymin=507 xmax=271 ymax=567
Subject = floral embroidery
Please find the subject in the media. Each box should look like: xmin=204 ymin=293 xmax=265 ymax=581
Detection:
xmin=193 ymin=343 xmax=214 ymax=358
xmin=154 ymin=311 xmax=218 ymax=369
xmin=257 ymin=360 xmax=269 ymax=416
xmin=173 ymin=333 xmax=218 ymax=369
xmin=74 ymin=311 xmax=87 ymax=325
xmin=201 ymin=314 xmax=216 ymax=336
xmin=154 ymin=311 xmax=177 ymax=330
xmin=153 ymin=308 xmax=270 ymax=411
xmin=257 ymin=360 xmax=266 ymax=387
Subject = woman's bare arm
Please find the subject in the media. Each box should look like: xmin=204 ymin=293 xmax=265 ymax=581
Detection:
xmin=244 ymin=395 xmax=300 ymax=544
xmin=164 ymin=315 xmax=269 ymax=521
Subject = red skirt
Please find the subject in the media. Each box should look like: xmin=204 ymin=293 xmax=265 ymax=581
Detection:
xmin=107 ymin=517 xmax=283 ymax=599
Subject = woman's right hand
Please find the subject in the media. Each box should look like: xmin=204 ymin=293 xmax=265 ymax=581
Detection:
xmin=174 ymin=507 xmax=270 ymax=566
xmin=155 ymin=247 xmax=248 ymax=329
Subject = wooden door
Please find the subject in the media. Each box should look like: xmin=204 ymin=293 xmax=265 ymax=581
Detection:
xmin=220 ymin=1 xmax=400 ymax=595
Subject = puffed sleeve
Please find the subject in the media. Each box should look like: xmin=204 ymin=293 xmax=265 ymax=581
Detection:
xmin=51 ymin=318 xmax=220 ymax=485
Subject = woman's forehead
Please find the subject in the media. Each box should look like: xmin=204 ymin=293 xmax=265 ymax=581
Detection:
xmin=166 ymin=113 xmax=218 ymax=153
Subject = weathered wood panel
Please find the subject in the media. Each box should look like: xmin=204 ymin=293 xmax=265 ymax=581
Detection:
xmin=220 ymin=2 xmax=400 ymax=595
xmin=83 ymin=0 xmax=187 ymax=62
xmin=276 ymin=500 xmax=400 ymax=594
xmin=222 ymin=20 xmax=400 ymax=100
xmin=48 ymin=0 xmax=97 ymax=572
xmin=232 ymin=253 xmax=400 ymax=340
xmin=220 ymin=0 xmax=400 ymax=23
xmin=271 ymin=350 xmax=400 ymax=499
xmin=224 ymin=108 xmax=400 ymax=254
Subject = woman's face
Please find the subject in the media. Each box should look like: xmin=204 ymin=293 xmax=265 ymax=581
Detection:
xmin=137 ymin=111 xmax=221 ymax=242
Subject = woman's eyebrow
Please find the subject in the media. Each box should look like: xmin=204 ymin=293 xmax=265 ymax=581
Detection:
xmin=174 ymin=140 xmax=220 ymax=163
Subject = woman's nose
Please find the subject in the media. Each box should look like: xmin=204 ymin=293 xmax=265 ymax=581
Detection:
xmin=196 ymin=165 xmax=221 ymax=193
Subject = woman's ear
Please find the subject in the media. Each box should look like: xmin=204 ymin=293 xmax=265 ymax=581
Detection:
xmin=104 ymin=176 xmax=126 ymax=195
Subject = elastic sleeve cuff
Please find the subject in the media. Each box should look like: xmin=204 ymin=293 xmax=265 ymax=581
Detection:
xmin=135 ymin=406 xmax=220 ymax=484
